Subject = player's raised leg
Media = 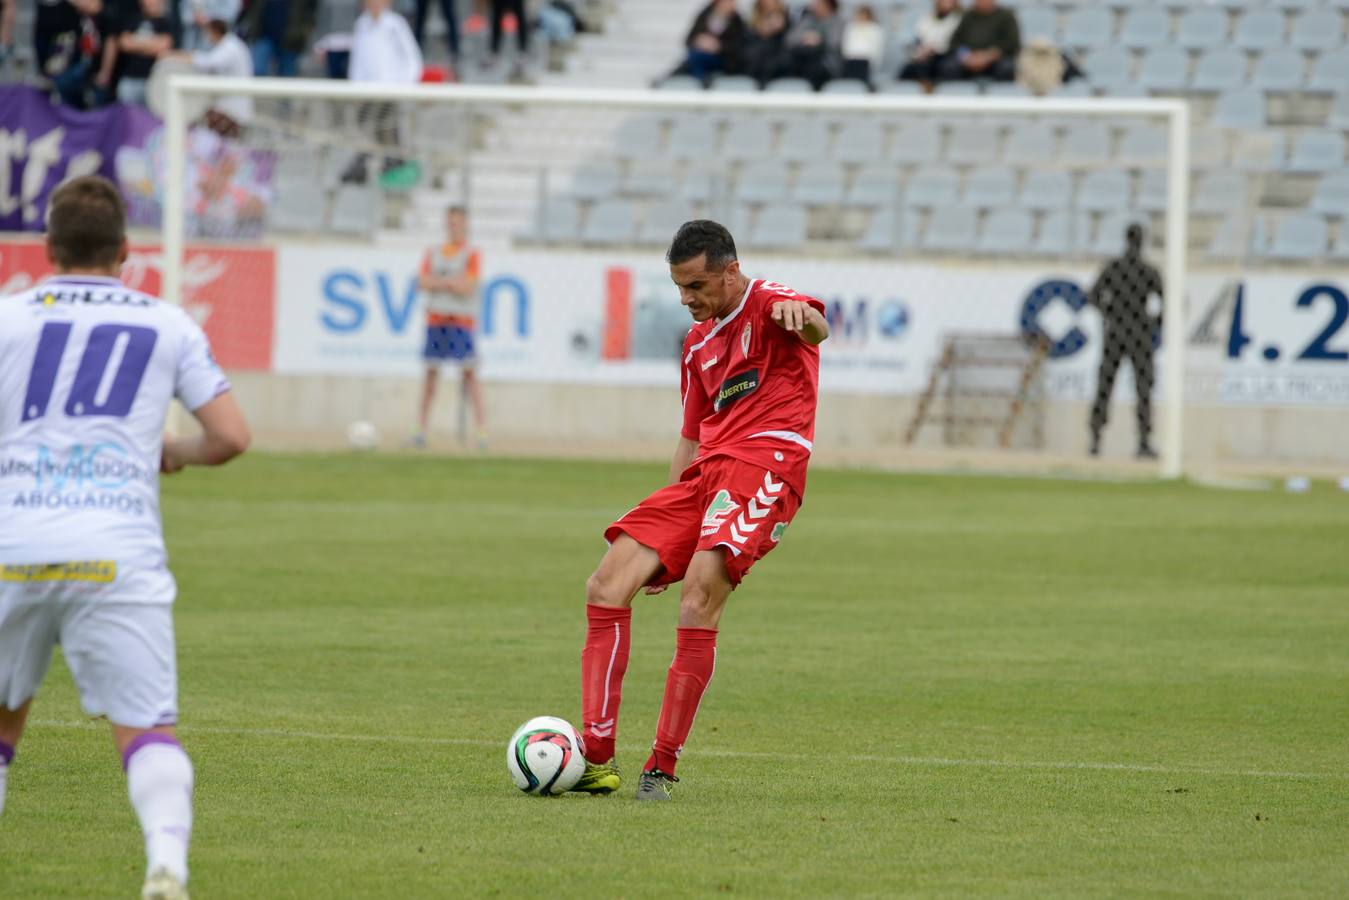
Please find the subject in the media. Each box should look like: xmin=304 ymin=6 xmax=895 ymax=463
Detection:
xmin=0 ymin=699 xmax=33 ymax=817
xmin=637 ymin=549 xmax=732 ymax=801
xmin=573 ymin=535 xmax=664 ymax=794
xmin=115 ymin=724 xmax=193 ymax=900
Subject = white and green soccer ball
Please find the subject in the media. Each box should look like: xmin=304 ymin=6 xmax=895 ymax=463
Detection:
xmin=506 ymin=716 xmax=586 ymax=796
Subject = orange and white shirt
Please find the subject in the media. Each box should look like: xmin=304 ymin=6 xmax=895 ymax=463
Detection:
xmin=420 ymin=243 xmax=481 ymax=328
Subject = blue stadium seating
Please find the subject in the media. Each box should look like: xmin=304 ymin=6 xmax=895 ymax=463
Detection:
xmin=1268 ymin=213 xmax=1329 ymax=260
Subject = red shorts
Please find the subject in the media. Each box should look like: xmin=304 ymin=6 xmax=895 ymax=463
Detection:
xmin=604 ymin=456 xmax=801 ymax=588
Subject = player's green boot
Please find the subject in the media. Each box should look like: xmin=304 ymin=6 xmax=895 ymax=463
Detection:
xmin=571 ymin=759 xmax=621 ymax=795
xmin=634 ymin=769 xmax=677 ymax=802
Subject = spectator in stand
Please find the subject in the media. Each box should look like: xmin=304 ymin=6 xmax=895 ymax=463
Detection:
xmin=937 ymin=0 xmax=1018 ymax=82
xmin=840 ymin=4 xmax=883 ymax=85
xmin=488 ymin=0 xmax=529 ymax=78
xmin=899 ymin=0 xmax=961 ymax=86
xmin=102 ymin=0 xmax=174 ymax=106
xmin=341 ymin=0 xmax=422 ymax=185
xmin=35 ymin=1 xmax=105 ymax=100
xmin=673 ymin=0 xmax=745 ymax=85
xmin=240 ymin=0 xmax=317 ymax=77
xmin=166 ymin=17 xmax=251 ymax=132
xmin=412 ymin=0 xmax=458 ymax=66
xmin=178 ymin=0 xmax=239 ymax=52
xmin=772 ymin=0 xmax=843 ymax=89
xmin=742 ymin=0 xmax=789 ymax=84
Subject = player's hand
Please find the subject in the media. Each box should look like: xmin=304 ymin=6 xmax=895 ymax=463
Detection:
xmin=771 ymin=299 xmax=813 ymax=334
xmin=644 ymin=584 xmax=669 ymax=595
xmin=160 ymin=437 xmax=187 ymax=475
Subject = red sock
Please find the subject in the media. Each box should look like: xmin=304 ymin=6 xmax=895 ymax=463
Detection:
xmin=580 ymin=603 xmax=631 ymax=763
xmin=646 ymin=627 xmax=718 ymax=776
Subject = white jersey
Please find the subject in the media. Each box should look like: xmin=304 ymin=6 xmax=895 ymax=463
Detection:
xmin=0 ymin=275 xmax=230 ymax=577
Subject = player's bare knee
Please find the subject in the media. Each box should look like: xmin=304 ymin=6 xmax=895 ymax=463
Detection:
xmin=678 ymin=581 xmax=725 ymax=628
xmin=585 ymin=569 xmax=627 ymax=607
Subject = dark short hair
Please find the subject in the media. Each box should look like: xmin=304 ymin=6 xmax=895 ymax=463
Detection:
xmin=206 ymin=18 xmax=229 ymax=37
xmin=448 ymin=204 xmax=467 ymax=217
xmin=47 ymin=176 xmax=126 ymax=269
xmin=666 ymin=220 xmax=738 ymax=269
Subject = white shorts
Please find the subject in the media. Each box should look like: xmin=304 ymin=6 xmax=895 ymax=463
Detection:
xmin=0 ymin=565 xmax=179 ymax=729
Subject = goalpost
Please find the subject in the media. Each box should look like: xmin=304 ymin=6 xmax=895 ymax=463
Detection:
xmin=160 ymin=75 xmax=1191 ymax=478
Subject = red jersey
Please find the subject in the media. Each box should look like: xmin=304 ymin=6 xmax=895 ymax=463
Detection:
xmin=679 ymin=278 xmax=825 ymax=496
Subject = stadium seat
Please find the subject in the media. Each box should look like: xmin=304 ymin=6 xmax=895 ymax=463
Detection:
xmin=779 ymin=118 xmax=830 ymax=163
xmin=834 ymin=120 xmax=886 ymax=165
xmin=822 ymin=79 xmax=870 ymax=95
xmin=922 ymin=206 xmax=980 ymax=252
xmin=1308 ymin=49 xmax=1349 ymax=92
xmin=903 ymin=167 xmax=960 ymax=208
xmin=268 ymin=179 xmax=325 ymax=233
xmin=963 ymin=169 xmax=1017 ymax=208
xmin=1270 ymin=0 xmax=1326 ymax=10
xmin=680 ymin=166 xmax=723 ymax=203
xmin=845 ymin=165 xmax=901 ymax=208
xmin=1017 ymin=6 xmax=1058 ymax=42
xmin=1003 ymin=124 xmax=1057 ymax=166
xmin=878 ymin=80 xmax=923 ymax=95
xmin=567 ymin=162 xmax=620 ymax=201
xmin=1285 ymin=130 xmax=1346 ymax=173
xmin=1084 ymin=47 xmax=1135 ymax=93
xmin=890 ymin=121 xmax=942 ymax=165
xmin=330 ymin=185 xmax=380 ymax=235
xmin=792 ymin=163 xmax=847 ymax=206
xmin=746 ymin=202 xmax=808 ymax=249
xmin=765 ymin=77 xmax=813 ymax=93
xmin=1232 ymin=131 xmax=1287 ymax=171
xmin=1136 ymin=170 xmax=1168 ymax=213
xmin=860 ymin=205 xmax=913 ymax=253
xmin=1137 ymin=48 xmax=1190 ymax=92
xmin=1019 ymin=170 xmax=1074 ymax=212
xmin=638 ymin=199 xmax=696 ymax=244
xmin=658 ymin=75 xmax=704 ymax=91
xmin=581 ymin=199 xmax=636 ymax=245
xmin=623 ymin=159 xmax=679 ymax=196
xmin=1190 ymin=127 xmax=1231 ymax=169
xmin=613 ymin=116 xmax=664 ymax=160
xmin=1091 ymin=211 xmax=1147 ymax=256
xmin=984 ymin=82 xmax=1032 ymax=98
xmin=1193 ymin=172 xmax=1250 ymax=215
xmin=946 ymin=124 xmax=1002 ymax=165
xmin=1251 ymin=49 xmax=1306 ymax=91
xmin=1332 ymin=229 xmax=1349 ymax=262
xmin=1191 ymin=49 xmax=1248 ymax=92
xmin=1267 ymin=213 xmax=1329 ymax=260
xmin=1031 ymin=211 xmax=1081 ymax=257
xmin=977 ymin=208 xmax=1034 ymax=254
xmin=1119 ymin=124 xmax=1168 ymax=166
xmin=736 ymin=161 xmax=792 ymax=204
xmin=720 ymin=117 xmax=769 ymax=163
xmin=1120 ymin=9 xmax=1172 ymax=49
xmin=1290 ymin=11 xmax=1343 ymax=52
xmin=1060 ymin=122 xmax=1111 ymax=166
xmin=1310 ymin=172 xmax=1349 ymax=217
xmin=1056 ymin=80 xmax=1093 ymax=97
xmin=1063 ymin=8 xmax=1115 ymax=49
xmin=1176 ymin=8 xmax=1229 ymax=50
xmin=1234 ymin=9 xmax=1287 ymax=50
xmin=1205 ymin=215 xmax=1267 ymax=259
xmin=535 ymin=197 xmax=580 ymax=243
xmin=1327 ymin=90 xmax=1349 ymax=131
xmin=1214 ymin=88 xmax=1267 ymax=129
xmin=711 ymin=75 xmax=758 ymax=93
xmin=1078 ymin=170 xmax=1131 ymax=212
xmin=666 ymin=118 xmax=719 ymax=160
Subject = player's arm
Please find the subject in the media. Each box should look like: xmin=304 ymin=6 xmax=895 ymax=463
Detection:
xmin=771 ymin=298 xmax=829 ymax=345
xmin=669 ymin=436 xmax=698 ymax=485
xmin=162 ymin=392 xmax=251 ymax=473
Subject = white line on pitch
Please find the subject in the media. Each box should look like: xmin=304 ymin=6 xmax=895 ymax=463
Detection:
xmin=30 ymin=719 xmax=1346 ymax=782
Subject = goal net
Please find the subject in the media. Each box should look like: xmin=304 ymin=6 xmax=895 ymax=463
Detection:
xmin=157 ymin=75 xmax=1349 ymax=480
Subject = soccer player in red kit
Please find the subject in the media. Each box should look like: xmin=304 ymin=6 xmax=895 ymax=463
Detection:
xmin=573 ymin=220 xmax=829 ymax=801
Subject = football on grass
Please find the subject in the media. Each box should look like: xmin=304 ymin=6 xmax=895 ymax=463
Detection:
xmin=506 ymin=716 xmax=586 ymax=796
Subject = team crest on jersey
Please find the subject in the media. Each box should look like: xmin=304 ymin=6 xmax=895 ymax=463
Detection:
xmin=701 ymin=490 xmax=740 ymax=536
xmin=741 ymin=322 xmax=752 ymax=357
xmin=770 ymin=522 xmax=789 ymax=544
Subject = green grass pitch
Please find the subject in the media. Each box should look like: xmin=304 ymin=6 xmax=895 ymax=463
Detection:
xmin=2 ymin=453 xmax=1347 ymax=897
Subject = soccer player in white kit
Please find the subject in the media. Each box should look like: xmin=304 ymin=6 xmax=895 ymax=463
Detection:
xmin=0 ymin=176 xmax=250 ymax=900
